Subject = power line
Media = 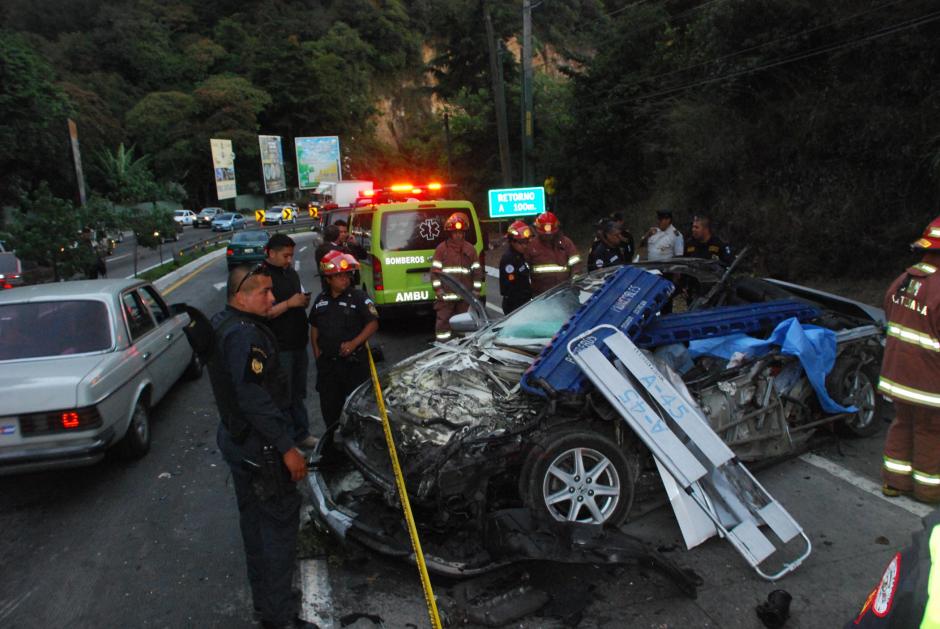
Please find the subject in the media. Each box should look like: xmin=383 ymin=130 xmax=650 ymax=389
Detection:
xmin=583 ymin=7 xmax=940 ymax=111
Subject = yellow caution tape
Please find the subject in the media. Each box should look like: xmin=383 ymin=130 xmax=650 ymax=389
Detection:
xmin=366 ymin=343 xmax=443 ymax=629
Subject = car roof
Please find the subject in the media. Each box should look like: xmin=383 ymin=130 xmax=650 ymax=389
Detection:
xmin=0 ymin=279 xmax=147 ymax=304
xmin=233 ymin=230 xmax=268 ymax=239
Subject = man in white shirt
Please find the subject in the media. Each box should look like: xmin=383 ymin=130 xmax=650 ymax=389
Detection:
xmin=641 ymin=210 xmax=684 ymax=261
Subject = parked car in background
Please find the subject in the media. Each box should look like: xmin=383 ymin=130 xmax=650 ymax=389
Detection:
xmin=0 ymin=279 xmax=202 ymax=475
xmin=0 ymin=253 xmax=23 ymax=290
xmin=262 ymin=205 xmax=297 ymax=226
xmin=226 ymin=230 xmax=269 ymax=270
xmin=173 ymin=210 xmax=197 ymax=227
xmin=211 ymin=213 xmax=246 ymax=232
xmin=160 ymin=221 xmax=184 ymax=242
xmin=194 ymin=207 xmax=224 ymax=228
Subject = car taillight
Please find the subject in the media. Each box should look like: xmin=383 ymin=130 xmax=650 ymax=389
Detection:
xmin=226 ymin=248 xmax=234 ymax=256
xmin=19 ymin=406 xmax=103 ymax=436
xmin=373 ymin=257 xmax=384 ymax=292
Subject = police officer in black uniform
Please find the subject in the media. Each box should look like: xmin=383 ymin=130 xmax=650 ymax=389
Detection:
xmin=207 ymin=264 xmax=311 ymax=629
xmin=588 ymin=219 xmax=630 ymax=270
xmin=499 ymin=220 xmax=533 ymax=314
xmin=684 ymin=214 xmax=733 ymax=264
xmin=309 ymin=251 xmax=379 ymax=430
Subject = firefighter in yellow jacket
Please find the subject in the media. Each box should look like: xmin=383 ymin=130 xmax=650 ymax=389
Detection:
xmin=880 ymin=216 xmax=940 ymax=504
xmin=525 ymin=211 xmax=581 ymax=296
xmin=431 ymin=212 xmax=482 ymax=341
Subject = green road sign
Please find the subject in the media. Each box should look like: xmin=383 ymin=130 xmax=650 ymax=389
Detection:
xmin=487 ymin=186 xmax=545 ymax=218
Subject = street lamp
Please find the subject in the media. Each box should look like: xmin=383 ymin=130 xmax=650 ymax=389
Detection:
xmin=154 ymin=231 xmax=163 ymax=265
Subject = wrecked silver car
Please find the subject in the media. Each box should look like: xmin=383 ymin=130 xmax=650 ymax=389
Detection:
xmin=308 ymin=259 xmax=887 ymax=577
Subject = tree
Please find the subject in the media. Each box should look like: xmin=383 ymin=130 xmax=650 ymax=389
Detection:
xmin=0 ymin=31 xmax=74 ymax=202
xmin=93 ymin=143 xmax=158 ymax=205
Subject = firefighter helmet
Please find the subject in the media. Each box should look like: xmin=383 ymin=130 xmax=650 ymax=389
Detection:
xmin=319 ymin=250 xmax=359 ymax=275
xmin=507 ymin=220 xmax=532 ymax=241
xmin=534 ymin=211 xmax=559 ymax=234
xmin=444 ymin=212 xmax=470 ymax=232
xmin=912 ymin=216 xmax=940 ymax=250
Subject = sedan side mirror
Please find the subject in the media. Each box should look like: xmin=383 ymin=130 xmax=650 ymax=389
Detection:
xmin=169 ymin=302 xmax=188 ymax=316
xmin=449 ymin=312 xmax=480 ymax=333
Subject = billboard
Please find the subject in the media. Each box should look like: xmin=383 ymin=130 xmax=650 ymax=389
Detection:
xmin=258 ymin=135 xmax=287 ymax=194
xmin=210 ymin=138 xmax=236 ymax=200
xmin=295 ymin=136 xmax=342 ymax=189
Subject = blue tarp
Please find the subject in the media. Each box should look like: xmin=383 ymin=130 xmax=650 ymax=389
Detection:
xmin=688 ymin=317 xmax=855 ymax=414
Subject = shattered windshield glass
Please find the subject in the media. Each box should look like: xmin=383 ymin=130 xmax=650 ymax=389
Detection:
xmin=493 ymin=269 xmax=615 ymax=345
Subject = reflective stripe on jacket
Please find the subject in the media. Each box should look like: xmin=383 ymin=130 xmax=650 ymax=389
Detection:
xmin=526 ymin=235 xmax=579 ymax=296
xmin=879 ymin=259 xmax=940 ymax=408
xmin=431 ymin=239 xmax=481 ymax=301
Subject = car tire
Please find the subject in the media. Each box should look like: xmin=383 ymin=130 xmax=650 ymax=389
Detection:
xmin=831 ymin=360 xmax=884 ymax=437
xmin=522 ymin=429 xmax=634 ymax=526
xmin=183 ymin=350 xmax=203 ymax=380
xmin=117 ymin=399 xmax=151 ymax=459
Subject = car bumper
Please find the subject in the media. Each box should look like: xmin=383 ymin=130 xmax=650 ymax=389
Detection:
xmin=307 ymin=426 xmax=509 ymax=577
xmin=227 ymin=255 xmax=265 ymax=267
xmin=0 ymin=426 xmax=115 ymax=476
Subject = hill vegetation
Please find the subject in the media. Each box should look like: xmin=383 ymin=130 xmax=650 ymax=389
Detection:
xmin=2 ymin=0 xmax=939 ymax=277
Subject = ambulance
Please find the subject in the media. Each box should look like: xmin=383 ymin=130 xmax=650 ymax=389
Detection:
xmin=347 ymin=183 xmax=485 ymax=312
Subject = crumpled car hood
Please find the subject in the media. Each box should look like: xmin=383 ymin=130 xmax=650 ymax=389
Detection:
xmin=345 ymin=333 xmax=540 ymax=448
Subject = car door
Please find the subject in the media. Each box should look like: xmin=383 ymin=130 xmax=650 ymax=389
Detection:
xmin=120 ymin=289 xmax=165 ymax=397
xmin=138 ymin=285 xmax=190 ymax=395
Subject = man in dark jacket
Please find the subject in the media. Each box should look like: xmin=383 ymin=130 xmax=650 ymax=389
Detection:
xmin=262 ymin=234 xmax=315 ymax=448
xmin=499 ymin=220 xmax=532 ymax=314
xmin=207 ymin=264 xmax=310 ymax=629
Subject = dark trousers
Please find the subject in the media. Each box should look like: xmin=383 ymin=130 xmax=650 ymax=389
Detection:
xmin=279 ymin=348 xmax=310 ymax=441
xmin=316 ymin=355 xmax=371 ymax=429
xmin=502 ymin=294 xmax=529 ymax=315
xmin=227 ymin=459 xmax=300 ymax=625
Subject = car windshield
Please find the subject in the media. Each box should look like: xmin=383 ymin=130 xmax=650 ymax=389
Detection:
xmin=268 ymin=206 xmax=284 ymax=212
xmin=199 ymin=208 xmax=220 ymax=215
xmin=0 ymin=300 xmax=111 ymax=360
xmin=0 ymin=254 xmax=19 ymax=274
xmin=216 ymin=213 xmax=233 ymax=220
xmin=491 ymin=269 xmax=616 ymax=346
xmin=232 ymin=231 xmax=268 ymax=244
xmin=174 ymin=211 xmax=186 ymax=216
xmin=380 ymin=209 xmax=478 ymax=252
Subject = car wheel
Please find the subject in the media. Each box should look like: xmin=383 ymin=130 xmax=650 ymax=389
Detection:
xmin=832 ymin=360 xmax=884 ymax=437
xmin=523 ymin=429 xmax=634 ymax=526
xmin=183 ymin=349 xmax=203 ymax=380
xmin=117 ymin=398 xmax=151 ymax=459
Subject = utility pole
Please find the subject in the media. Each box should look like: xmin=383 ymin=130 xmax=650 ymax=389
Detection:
xmin=443 ymin=112 xmax=454 ymax=180
xmin=522 ymin=0 xmax=535 ymax=186
xmin=484 ymin=3 xmax=512 ymax=187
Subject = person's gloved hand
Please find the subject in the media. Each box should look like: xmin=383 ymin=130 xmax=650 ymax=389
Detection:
xmin=282 ymin=447 xmax=307 ymax=482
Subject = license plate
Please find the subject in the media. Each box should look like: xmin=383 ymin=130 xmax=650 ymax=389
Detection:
xmin=243 ymin=248 xmax=254 ymax=254
xmin=0 ymin=418 xmax=20 ymax=444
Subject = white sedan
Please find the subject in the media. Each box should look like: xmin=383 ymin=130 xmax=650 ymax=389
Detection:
xmin=173 ymin=209 xmax=197 ymax=226
xmin=0 ymin=279 xmax=201 ymax=475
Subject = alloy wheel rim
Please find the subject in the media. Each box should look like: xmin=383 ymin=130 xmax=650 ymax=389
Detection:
xmin=542 ymin=447 xmax=620 ymax=524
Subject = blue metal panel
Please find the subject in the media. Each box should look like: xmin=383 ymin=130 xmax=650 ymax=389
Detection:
xmin=634 ymin=300 xmax=820 ymax=348
xmin=521 ymin=266 xmax=674 ymax=397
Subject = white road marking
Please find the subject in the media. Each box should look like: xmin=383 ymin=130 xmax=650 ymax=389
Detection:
xmin=298 ymin=559 xmax=334 ymax=628
xmin=485 ymin=264 xmax=498 ymax=278
xmin=106 ymin=253 xmax=131 ymax=263
xmin=800 ymin=453 xmax=933 ymax=518
xmin=0 ymin=588 xmax=35 ymax=623
xmin=213 ymin=282 xmax=226 ymax=291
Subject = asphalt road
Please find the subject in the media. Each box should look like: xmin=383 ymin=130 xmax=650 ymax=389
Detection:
xmin=0 ymin=245 xmax=929 ymax=628
xmin=103 ymin=215 xmax=320 ymax=280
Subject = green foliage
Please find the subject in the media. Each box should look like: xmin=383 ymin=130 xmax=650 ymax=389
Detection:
xmin=0 ymin=31 xmax=74 ymax=200
xmin=93 ymin=143 xmax=159 ymax=205
xmin=124 ymin=206 xmax=177 ymax=249
xmin=3 ymin=184 xmax=95 ymax=279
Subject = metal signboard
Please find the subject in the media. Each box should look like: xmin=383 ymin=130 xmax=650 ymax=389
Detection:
xmin=258 ymin=135 xmax=287 ymax=194
xmin=295 ymin=136 xmax=342 ymax=189
xmin=487 ymin=186 xmax=545 ymax=218
xmin=210 ymin=138 xmax=236 ymax=200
